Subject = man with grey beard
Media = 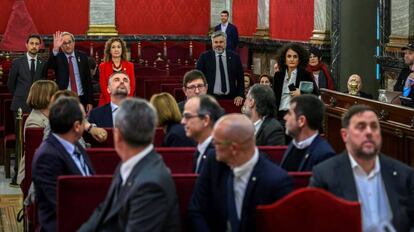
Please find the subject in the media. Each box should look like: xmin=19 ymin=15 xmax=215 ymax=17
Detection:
xmin=88 ymin=71 xmax=130 ymax=127
xmin=310 ymin=105 xmax=414 ymax=232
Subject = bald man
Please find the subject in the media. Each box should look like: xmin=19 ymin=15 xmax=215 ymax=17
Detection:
xmin=188 ymin=114 xmax=293 ymax=232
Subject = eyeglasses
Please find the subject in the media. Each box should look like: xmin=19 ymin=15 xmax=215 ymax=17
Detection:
xmin=182 ymin=113 xmax=203 ymax=120
xmin=186 ymin=84 xmax=206 ymax=91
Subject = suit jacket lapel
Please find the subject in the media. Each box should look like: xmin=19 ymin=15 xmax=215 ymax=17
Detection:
xmin=34 ymin=59 xmax=43 ymax=80
xmin=240 ymin=157 xmax=261 ymax=225
xmin=48 ymin=134 xmax=83 ymax=175
xmin=255 ymin=117 xmax=267 ymax=141
xmin=105 ymin=104 xmax=114 ymax=127
xmin=297 ymin=135 xmax=320 ymax=171
xmin=379 ymin=155 xmax=400 ymax=226
xmin=98 ymin=167 xmax=122 ymax=224
xmin=337 ymin=153 xmax=358 ymax=201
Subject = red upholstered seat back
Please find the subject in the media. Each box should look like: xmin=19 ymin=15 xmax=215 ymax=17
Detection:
xmin=217 ymin=99 xmax=242 ymax=114
xmin=172 ymin=174 xmax=197 ymax=231
xmin=154 ymin=127 xmax=165 ymax=147
xmin=86 ymin=148 xmax=121 ymax=174
xmin=288 ymin=172 xmax=312 ymax=189
xmin=258 ymin=146 xmax=288 ymax=165
xmin=256 ymin=188 xmax=362 ymax=232
xmin=57 ymin=175 xmax=113 ymax=232
xmin=23 ymin=128 xmax=44 ymax=197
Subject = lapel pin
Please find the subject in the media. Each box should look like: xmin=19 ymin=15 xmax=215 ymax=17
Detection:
xmin=252 ymin=176 xmax=256 ymax=181
xmin=202 ymin=155 xmax=206 ymax=159
xmin=305 ymin=154 xmax=309 ymax=159
xmin=393 ymin=171 xmax=397 ymax=176
xmin=77 ymin=57 xmax=80 ymax=63
xmin=127 ymin=181 xmax=132 ymax=186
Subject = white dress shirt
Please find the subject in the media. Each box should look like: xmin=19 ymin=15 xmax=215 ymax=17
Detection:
xmin=120 ymin=144 xmax=154 ymax=185
xmin=26 ymin=53 xmax=38 ymax=70
xmin=279 ymin=69 xmax=297 ymax=111
xmin=221 ymin=22 xmax=228 ymax=32
xmin=195 ymin=136 xmax=213 ymax=173
xmin=291 ymin=132 xmax=318 ymax=149
xmin=110 ymin=102 xmax=119 ymax=126
xmin=253 ymin=118 xmax=264 ymax=136
xmin=232 ymin=148 xmax=259 ymax=219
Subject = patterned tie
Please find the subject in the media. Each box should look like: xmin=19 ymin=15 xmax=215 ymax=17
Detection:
xmin=218 ymin=55 xmax=227 ymax=94
xmin=30 ymin=59 xmax=35 ymax=79
xmin=73 ymin=148 xmax=89 ymax=176
xmin=68 ymin=56 xmax=78 ymax=94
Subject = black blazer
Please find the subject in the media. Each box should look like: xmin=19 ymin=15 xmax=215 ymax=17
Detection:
xmin=310 ymin=152 xmax=414 ymax=231
xmin=32 ymin=133 xmax=95 ymax=232
xmin=79 ymin=149 xmax=181 ymax=232
xmin=273 ymin=68 xmax=319 ymax=111
xmin=7 ymin=55 xmax=47 ymax=112
xmin=88 ymin=103 xmax=113 ymax=127
xmin=193 ymin=141 xmax=215 ymax=174
xmin=162 ymin=123 xmax=196 ymax=147
xmin=196 ymin=49 xmax=244 ymax=98
xmin=280 ymin=134 xmax=335 ymax=171
xmin=214 ymin=23 xmax=239 ymax=51
xmin=47 ymin=50 xmax=93 ymax=105
xmin=188 ymin=153 xmax=293 ymax=232
xmin=255 ymin=117 xmax=285 ymax=146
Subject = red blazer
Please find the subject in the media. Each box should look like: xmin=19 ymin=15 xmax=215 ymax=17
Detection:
xmin=98 ymin=60 xmax=135 ymax=106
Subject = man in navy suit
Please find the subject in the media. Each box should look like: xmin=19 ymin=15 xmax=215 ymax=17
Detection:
xmin=32 ymin=97 xmax=95 ymax=232
xmin=196 ymin=31 xmax=244 ymax=106
xmin=310 ymin=105 xmax=414 ymax=231
xmin=280 ymin=94 xmax=335 ymax=171
xmin=188 ymin=114 xmax=293 ymax=232
xmin=47 ymin=31 xmax=93 ymax=112
xmin=214 ymin=10 xmax=239 ymax=51
xmin=181 ymin=95 xmax=224 ymax=173
xmin=88 ymin=72 xmax=130 ymax=128
xmin=80 ymin=98 xmax=180 ymax=231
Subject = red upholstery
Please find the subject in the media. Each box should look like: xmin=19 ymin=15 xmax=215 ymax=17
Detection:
xmin=217 ymin=99 xmax=242 ymax=114
xmin=136 ymin=77 xmax=182 ymax=99
xmin=86 ymin=147 xmax=195 ymax=174
xmin=256 ymin=188 xmax=362 ymax=232
xmin=57 ymin=175 xmax=113 ymax=232
xmin=172 ymin=174 xmax=198 ymax=231
xmin=288 ymin=172 xmax=312 ymax=189
xmin=22 ymin=128 xmax=44 ymax=197
xmin=83 ymin=127 xmax=114 ymax=148
xmin=154 ymin=127 xmax=165 ymax=147
xmin=135 ymin=66 xmax=169 ymax=77
xmin=258 ymin=146 xmax=288 ymax=165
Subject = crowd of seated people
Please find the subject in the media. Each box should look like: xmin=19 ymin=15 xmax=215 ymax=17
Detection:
xmin=3 ymin=28 xmax=414 ymax=232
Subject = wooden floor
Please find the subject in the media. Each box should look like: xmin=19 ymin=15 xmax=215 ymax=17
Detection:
xmin=0 ymin=165 xmax=23 ymax=232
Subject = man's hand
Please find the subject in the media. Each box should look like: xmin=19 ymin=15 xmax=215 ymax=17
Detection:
xmin=86 ymin=104 xmax=93 ymax=113
xmin=90 ymin=127 xmax=108 ymax=143
xmin=234 ymin=96 xmax=244 ymax=106
xmin=289 ymin=89 xmax=301 ymax=97
xmin=53 ymin=31 xmax=64 ymax=52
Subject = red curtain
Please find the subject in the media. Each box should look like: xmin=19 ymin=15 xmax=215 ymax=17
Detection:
xmin=233 ymin=0 xmax=258 ymax=36
xmin=116 ymin=0 xmax=210 ymax=35
xmin=270 ymin=0 xmax=314 ymax=41
xmin=0 ymin=0 xmax=14 ymax=33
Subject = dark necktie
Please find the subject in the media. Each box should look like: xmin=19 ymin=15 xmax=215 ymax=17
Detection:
xmin=226 ymin=172 xmax=239 ymax=232
xmin=218 ymin=55 xmax=227 ymax=93
xmin=193 ymin=150 xmax=200 ymax=173
xmin=73 ymin=148 xmax=89 ymax=176
xmin=30 ymin=58 xmax=35 ymax=79
xmin=68 ymin=56 xmax=78 ymax=94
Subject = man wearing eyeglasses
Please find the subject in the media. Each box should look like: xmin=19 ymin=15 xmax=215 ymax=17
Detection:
xmin=188 ymin=114 xmax=293 ymax=232
xmin=181 ymin=95 xmax=224 ymax=173
xmin=47 ymin=31 xmax=94 ymax=112
xmin=177 ymin=69 xmax=208 ymax=113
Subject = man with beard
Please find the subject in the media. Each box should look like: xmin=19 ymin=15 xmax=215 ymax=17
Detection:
xmin=280 ymin=95 xmax=335 ymax=171
xmin=214 ymin=10 xmax=239 ymax=51
xmin=196 ymin=31 xmax=244 ymax=106
xmin=88 ymin=72 xmax=130 ymax=128
xmin=310 ymin=105 xmax=414 ymax=232
xmin=394 ymin=43 xmax=414 ymax=99
xmin=242 ymin=84 xmax=285 ymax=146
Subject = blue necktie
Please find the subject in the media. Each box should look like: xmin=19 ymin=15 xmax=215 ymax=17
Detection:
xmin=226 ymin=172 xmax=239 ymax=232
xmin=74 ymin=148 xmax=90 ymax=176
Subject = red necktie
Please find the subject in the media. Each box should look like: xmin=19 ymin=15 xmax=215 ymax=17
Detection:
xmin=68 ymin=56 xmax=78 ymax=94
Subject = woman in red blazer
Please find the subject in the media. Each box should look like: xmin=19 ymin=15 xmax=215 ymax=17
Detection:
xmin=98 ymin=37 xmax=135 ymax=106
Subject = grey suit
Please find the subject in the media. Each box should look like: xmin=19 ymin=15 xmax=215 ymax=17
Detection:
xmin=79 ymin=149 xmax=181 ymax=232
xmin=310 ymin=152 xmax=414 ymax=231
xmin=255 ymin=117 xmax=285 ymax=146
xmin=7 ymin=55 xmax=46 ymax=112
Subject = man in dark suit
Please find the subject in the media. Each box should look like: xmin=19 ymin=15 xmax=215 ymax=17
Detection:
xmin=394 ymin=43 xmax=414 ymax=99
xmin=310 ymin=105 xmax=414 ymax=231
xmin=242 ymin=84 xmax=285 ymax=146
xmin=214 ymin=10 xmax=239 ymax=51
xmin=32 ymin=97 xmax=95 ymax=232
xmin=181 ymin=95 xmax=224 ymax=173
xmin=177 ymin=69 xmax=208 ymax=113
xmin=196 ymin=31 xmax=244 ymax=106
xmin=188 ymin=114 xmax=293 ymax=232
xmin=280 ymin=95 xmax=335 ymax=171
xmin=80 ymin=98 xmax=180 ymax=232
xmin=88 ymin=72 xmax=130 ymax=127
xmin=47 ymin=31 xmax=93 ymax=112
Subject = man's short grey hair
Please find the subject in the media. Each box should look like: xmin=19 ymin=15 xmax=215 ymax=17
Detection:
xmin=115 ymin=98 xmax=157 ymax=147
xmin=108 ymin=71 xmax=130 ymax=86
xmin=211 ymin=31 xmax=227 ymax=40
xmin=248 ymin=84 xmax=277 ymax=118
xmin=61 ymin=32 xmax=75 ymax=42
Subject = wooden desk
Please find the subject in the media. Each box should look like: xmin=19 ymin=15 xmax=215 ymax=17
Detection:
xmin=320 ymin=89 xmax=414 ymax=167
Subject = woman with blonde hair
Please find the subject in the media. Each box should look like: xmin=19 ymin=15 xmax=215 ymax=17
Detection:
xmin=98 ymin=37 xmax=135 ymax=106
xmin=150 ymin=92 xmax=195 ymax=147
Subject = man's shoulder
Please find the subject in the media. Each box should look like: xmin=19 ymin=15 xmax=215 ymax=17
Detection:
xmin=312 ymin=152 xmax=346 ymax=172
xmin=90 ymin=103 xmax=111 ymax=114
xmin=263 ymin=117 xmax=282 ymax=129
xmin=380 ymin=154 xmax=414 ymax=173
xmin=310 ymin=136 xmax=335 ymax=153
xmin=256 ymin=155 xmax=289 ymax=180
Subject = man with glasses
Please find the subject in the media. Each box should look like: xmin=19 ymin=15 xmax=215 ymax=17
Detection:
xmin=177 ymin=69 xmax=208 ymax=113
xmin=181 ymin=95 xmax=224 ymax=173
xmin=47 ymin=31 xmax=94 ymax=112
xmin=188 ymin=113 xmax=293 ymax=232
xmin=32 ymin=97 xmax=95 ymax=232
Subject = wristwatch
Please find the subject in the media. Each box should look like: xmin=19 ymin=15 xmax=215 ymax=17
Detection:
xmin=87 ymin=123 xmax=97 ymax=133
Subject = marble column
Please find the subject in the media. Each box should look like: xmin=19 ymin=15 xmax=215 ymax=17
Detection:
xmin=87 ymin=0 xmax=118 ymax=36
xmin=254 ymin=0 xmax=270 ymax=38
xmin=387 ymin=0 xmax=414 ymax=51
xmin=309 ymin=0 xmax=331 ymax=44
xmin=210 ymin=0 xmax=232 ymax=29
